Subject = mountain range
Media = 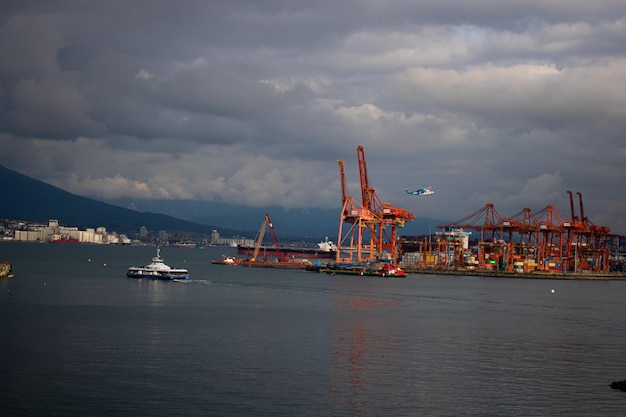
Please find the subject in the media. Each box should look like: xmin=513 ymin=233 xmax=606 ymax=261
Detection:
xmin=0 ymin=165 xmax=444 ymax=241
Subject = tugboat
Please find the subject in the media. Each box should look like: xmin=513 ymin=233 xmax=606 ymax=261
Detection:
xmin=211 ymin=255 xmax=242 ymax=265
xmin=127 ymin=247 xmax=189 ymax=280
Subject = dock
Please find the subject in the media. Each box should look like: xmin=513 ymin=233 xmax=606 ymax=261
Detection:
xmin=401 ymin=266 xmax=626 ymax=280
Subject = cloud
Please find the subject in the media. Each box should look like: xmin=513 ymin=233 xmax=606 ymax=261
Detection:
xmin=0 ymin=1 xmax=625 ymax=233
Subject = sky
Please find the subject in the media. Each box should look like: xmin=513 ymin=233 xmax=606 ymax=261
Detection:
xmin=1 ymin=1 xmax=625 ymax=234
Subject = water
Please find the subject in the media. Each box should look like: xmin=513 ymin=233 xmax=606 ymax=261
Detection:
xmin=1 ymin=242 xmax=625 ymax=416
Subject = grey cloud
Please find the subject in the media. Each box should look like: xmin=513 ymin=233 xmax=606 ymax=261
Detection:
xmin=1 ymin=1 xmax=625 ymax=233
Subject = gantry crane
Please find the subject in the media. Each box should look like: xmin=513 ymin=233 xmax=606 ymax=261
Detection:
xmin=357 ymin=146 xmax=415 ymax=260
xmin=336 ymin=159 xmax=381 ymax=263
xmin=335 ymin=146 xmax=414 ymax=263
xmin=432 ymin=191 xmax=616 ymax=273
xmin=565 ymin=191 xmax=612 ymax=272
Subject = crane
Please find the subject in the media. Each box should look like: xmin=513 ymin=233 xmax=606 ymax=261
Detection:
xmin=357 ymin=146 xmax=414 ymax=260
xmin=336 ymin=159 xmax=381 ymax=263
xmin=335 ymin=146 xmax=414 ymax=263
xmin=250 ymin=213 xmax=280 ymax=262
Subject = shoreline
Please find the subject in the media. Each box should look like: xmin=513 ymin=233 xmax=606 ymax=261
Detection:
xmin=403 ymin=267 xmax=626 ymax=280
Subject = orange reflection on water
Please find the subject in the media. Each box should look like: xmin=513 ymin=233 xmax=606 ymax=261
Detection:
xmin=330 ymin=295 xmax=400 ymax=310
xmin=329 ymin=294 xmax=402 ymax=413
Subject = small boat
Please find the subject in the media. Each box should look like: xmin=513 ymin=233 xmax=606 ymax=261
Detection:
xmin=376 ymin=263 xmax=407 ymax=277
xmin=211 ymin=255 xmax=241 ymax=265
xmin=127 ymin=247 xmax=189 ymax=280
xmin=304 ymin=261 xmax=330 ymax=272
xmin=1 ymin=261 xmax=14 ymax=278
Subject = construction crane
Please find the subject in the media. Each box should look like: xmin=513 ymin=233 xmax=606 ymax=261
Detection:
xmin=250 ymin=213 xmax=280 ymax=262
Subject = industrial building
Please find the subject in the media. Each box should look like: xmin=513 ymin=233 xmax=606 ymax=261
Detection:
xmin=13 ymin=219 xmax=131 ymax=244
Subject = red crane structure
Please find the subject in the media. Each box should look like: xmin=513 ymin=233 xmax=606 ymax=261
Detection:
xmin=564 ymin=191 xmax=613 ymax=272
xmin=335 ymin=146 xmax=415 ymax=263
xmin=336 ymin=159 xmax=380 ymax=263
xmin=431 ymin=191 xmax=617 ymax=273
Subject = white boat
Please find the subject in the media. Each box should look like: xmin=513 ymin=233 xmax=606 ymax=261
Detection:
xmin=127 ymin=247 xmax=189 ymax=280
xmin=211 ymin=255 xmax=241 ymax=265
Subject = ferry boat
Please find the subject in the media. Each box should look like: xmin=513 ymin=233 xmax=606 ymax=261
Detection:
xmin=127 ymin=247 xmax=189 ymax=280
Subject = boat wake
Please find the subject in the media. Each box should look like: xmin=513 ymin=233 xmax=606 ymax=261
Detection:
xmin=173 ymin=278 xmax=217 ymax=285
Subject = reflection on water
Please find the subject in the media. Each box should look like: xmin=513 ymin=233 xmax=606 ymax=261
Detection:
xmin=0 ymin=279 xmax=10 ymax=303
xmin=330 ymin=294 xmax=401 ymax=310
xmin=130 ymin=278 xmax=189 ymax=306
xmin=330 ymin=293 xmax=402 ymax=414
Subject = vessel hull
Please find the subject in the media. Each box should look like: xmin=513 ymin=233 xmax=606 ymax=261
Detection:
xmin=237 ymin=245 xmax=335 ymax=259
xmin=126 ymin=271 xmax=189 ymax=280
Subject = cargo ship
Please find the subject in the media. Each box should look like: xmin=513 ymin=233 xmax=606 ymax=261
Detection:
xmin=237 ymin=237 xmax=337 ymax=259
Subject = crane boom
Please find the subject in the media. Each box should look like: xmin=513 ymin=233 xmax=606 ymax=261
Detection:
xmin=357 ymin=145 xmax=383 ymax=212
xmin=357 ymin=146 xmax=370 ymax=209
xmin=251 ymin=214 xmax=270 ymax=261
xmin=267 ymin=214 xmax=280 ymax=252
xmin=338 ymin=159 xmax=348 ymax=205
xmin=250 ymin=213 xmax=281 ymax=262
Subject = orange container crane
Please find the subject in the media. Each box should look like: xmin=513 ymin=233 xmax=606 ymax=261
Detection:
xmin=532 ymin=204 xmax=567 ymax=271
xmin=438 ymin=203 xmax=506 ymax=268
xmin=335 ymin=147 xmax=414 ymax=263
xmin=504 ymin=208 xmax=539 ymax=246
xmin=356 ymin=146 xmax=414 ymax=261
xmin=434 ymin=191 xmax=618 ymax=273
xmin=495 ymin=208 xmax=539 ymax=271
xmin=336 ymin=159 xmax=381 ymax=263
xmin=438 ymin=203 xmax=504 ymax=242
xmin=566 ymin=191 xmax=612 ymax=272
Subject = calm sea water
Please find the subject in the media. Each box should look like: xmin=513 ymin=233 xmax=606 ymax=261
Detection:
xmin=1 ymin=242 xmax=625 ymax=416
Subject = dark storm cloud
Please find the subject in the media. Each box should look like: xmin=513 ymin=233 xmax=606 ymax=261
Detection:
xmin=0 ymin=0 xmax=625 ymax=232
